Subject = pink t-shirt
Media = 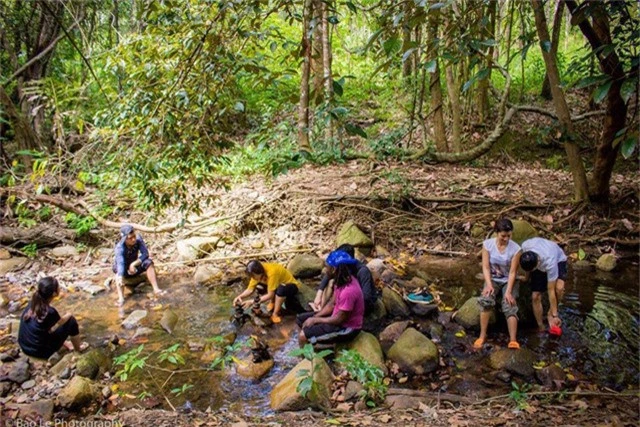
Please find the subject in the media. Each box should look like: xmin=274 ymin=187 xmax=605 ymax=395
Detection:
xmin=332 ymin=276 xmax=365 ymax=330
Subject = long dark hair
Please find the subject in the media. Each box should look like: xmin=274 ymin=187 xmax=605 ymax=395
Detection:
xmin=494 ymin=218 xmax=514 ymax=233
xmin=24 ymin=277 xmax=58 ymax=321
xmin=332 ymin=264 xmax=353 ymax=288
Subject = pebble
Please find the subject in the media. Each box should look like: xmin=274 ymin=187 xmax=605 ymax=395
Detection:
xmin=21 ymin=380 xmax=36 ymax=390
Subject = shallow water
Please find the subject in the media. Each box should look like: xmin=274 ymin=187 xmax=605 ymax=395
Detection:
xmin=49 ymin=258 xmax=639 ymax=413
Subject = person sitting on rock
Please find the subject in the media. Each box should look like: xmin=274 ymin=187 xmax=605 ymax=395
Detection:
xmin=112 ymin=224 xmax=164 ymax=306
xmin=233 ymin=260 xmax=302 ymax=324
xmin=474 ymin=218 xmax=522 ymax=350
xmin=310 ymin=244 xmax=377 ymax=315
xmin=520 ymin=237 xmax=567 ymax=334
xmin=18 ymin=277 xmax=88 ymax=359
xmin=297 ymin=250 xmax=364 ymax=348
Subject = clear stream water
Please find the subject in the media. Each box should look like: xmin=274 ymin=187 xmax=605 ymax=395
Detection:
xmin=50 ymin=258 xmax=639 ymax=414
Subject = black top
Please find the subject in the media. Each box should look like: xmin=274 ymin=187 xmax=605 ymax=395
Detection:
xmin=18 ymin=305 xmax=60 ymax=356
xmin=319 ymin=260 xmax=377 ymax=309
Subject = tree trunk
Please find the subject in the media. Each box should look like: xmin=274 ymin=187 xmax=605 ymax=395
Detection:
xmin=444 ymin=13 xmax=461 ymax=152
xmin=0 ymin=86 xmax=42 ymax=154
xmin=531 ymin=0 xmax=589 ymax=202
xmin=311 ymin=0 xmax=323 ymax=104
xmin=402 ymin=1 xmax=413 ymax=78
xmin=540 ymin=1 xmax=564 ymax=100
xmin=565 ymin=0 xmax=629 ymax=203
xmin=297 ymin=0 xmax=314 ymax=153
xmin=321 ymin=0 xmax=333 ymax=142
xmin=426 ymin=1 xmax=447 ymax=152
xmin=477 ymin=0 xmax=496 ymax=123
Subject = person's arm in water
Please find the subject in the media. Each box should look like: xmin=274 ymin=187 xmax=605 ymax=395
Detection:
xmin=481 ymin=247 xmax=494 ymax=297
xmin=504 ymin=251 xmax=521 ymax=306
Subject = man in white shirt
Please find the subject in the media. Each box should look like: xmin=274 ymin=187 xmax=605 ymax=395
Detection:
xmin=520 ymin=237 xmax=568 ymax=333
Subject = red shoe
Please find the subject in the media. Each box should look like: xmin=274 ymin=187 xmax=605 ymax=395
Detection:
xmin=549 ymin=325 xmax=562 ymax=336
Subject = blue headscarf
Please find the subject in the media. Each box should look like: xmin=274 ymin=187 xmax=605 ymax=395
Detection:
xmin=326 ymin=250 xmax=357 ymax=268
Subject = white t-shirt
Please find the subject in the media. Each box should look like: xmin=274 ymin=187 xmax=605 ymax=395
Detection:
xmin=483 ymin=238 xmax=521 ymax=284
xmin=521 ymin=237 xmax=567 ymax=281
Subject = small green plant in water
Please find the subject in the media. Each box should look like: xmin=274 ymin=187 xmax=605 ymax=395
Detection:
xmin=288 ymin=344 xmax=333 ymax=398
xmin=207 ymin=336 xmax=248 ymax=370
xmin=114 ymin=345 xmax=148 ymax=381
xmin=157 ymin=343 xmax=185 ymax=366
xmin=170 ymin=383 xmax=193 ymax=397
xmin=335 ymin=349 xmax=387 ymax=407
xmin=509 ymin=381 xmax=531 ymax=410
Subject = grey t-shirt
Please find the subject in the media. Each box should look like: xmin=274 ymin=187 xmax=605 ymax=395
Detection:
xmin=483 ymin=238 xmax=521 ymax=284
xmin=521 ymin=237 xmax=567 ymax=281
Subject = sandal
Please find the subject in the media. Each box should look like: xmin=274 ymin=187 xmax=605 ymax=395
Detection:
xmin=473 ymin=338 xmax=485 ymax=349
xmin=270 ymin=314 xmax=282 ymax=324
xmin=267 ymin=302 xmax=275 ymax=312
xmin=508 ymin=341 xmax=520 ymax=350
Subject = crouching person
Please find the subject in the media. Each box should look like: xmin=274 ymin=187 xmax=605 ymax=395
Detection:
xmin=297 ymin=250 xmax=364 ymax=348
xmin=112 ymin=224 xmax=164 ymax=306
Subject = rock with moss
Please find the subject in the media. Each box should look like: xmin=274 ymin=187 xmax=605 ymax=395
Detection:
xmin=453 ymin=297 xmax=496 ymax=330
xmin=489 ymin=348 xmax=537 ymax=377
xmin=381 ymin=287 xmax=410 ymax=318
xmin=57 ymin=376 xmax=97 ymax=410
xmin=337 ymin=332 xmax=387 ymax=375
xmin=336 ymin=221 xmax=373 ymax=255
xmin=379 ymin=321 xmax=411 ymax=354
xmin=387 ymin=328 xmax=438 ymax=375
xmin=270 ymin=357 xmax=334 ymax=411
xmin=287 ymin=254 xmax=324 ymax=278
xmin=76 ymin=349 xmax=111 ymax=380
xmin=510 ymin=220 xmax=538 ymax=246
xmin=596 ymin=253 xmax=616 ymax=272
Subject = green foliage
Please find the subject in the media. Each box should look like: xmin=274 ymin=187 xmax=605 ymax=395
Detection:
xmin=335 ymin=349 xmax=387 ymax=407
xmin=64 ymin=213 xmax=97 ymax=236
xmin=545 ymin=154 xmax=564 ymax=170
xmin=509 ymin=381 xmax=532 ymax=410
xmin=114 ymin=345 xmax=148 ymax=381
xmin=207 ymin=336 xmax=248 ymax=371
xmin=157 ymin=344 xmax=185 ymax=366
xmin=578 ymin=248 xmax=587 ymax=261
xmin=170 ymin=383 xmax=194 ymax=397
xmin=15 ymin=201 xmax=37 ymax=229
xmin=22 ymin=243 xmax=38 ymax=259
xmin=288 ymin=344 xmax=333 ymax=398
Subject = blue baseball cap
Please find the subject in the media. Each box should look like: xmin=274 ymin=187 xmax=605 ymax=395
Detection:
xmin=326 ymin=250 xmax=357 ymax=268
xmin=120 ymin=224 xmax=134 ymax=238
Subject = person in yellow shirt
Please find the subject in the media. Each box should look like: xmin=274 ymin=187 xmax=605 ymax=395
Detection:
xmin=233 ymin=260 xmax=302 ymax=324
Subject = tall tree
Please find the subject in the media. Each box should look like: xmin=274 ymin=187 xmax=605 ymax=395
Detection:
xmin=532 ymin=0 xmax=589 ymax=202
xmin=321 ymin=0 xmax=333 ymax=142
xmin=298 ymin=0 xmax=314 ymax=152
xmin=540 ymin=1 xmax=564 ymax=100
xmin=426 ymin=1 xmax=447 ymax=152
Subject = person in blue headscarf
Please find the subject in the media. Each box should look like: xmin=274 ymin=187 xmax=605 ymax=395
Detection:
xmin=111 ymin=224 xmax=164 ymax=306
xmin=296 ymin=250 xmax=364 ymax=347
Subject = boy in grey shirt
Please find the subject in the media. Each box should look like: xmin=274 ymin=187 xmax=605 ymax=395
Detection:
xmin=520 ymin=237 xmax=567 ymax=333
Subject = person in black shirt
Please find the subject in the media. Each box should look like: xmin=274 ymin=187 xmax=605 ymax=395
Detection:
xmin=18 ymin=277 xmax=87 ymax=359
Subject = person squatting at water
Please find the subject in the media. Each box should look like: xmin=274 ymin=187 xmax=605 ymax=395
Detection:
xmin=310 ymin=243 xmax=378 ymax=315
xmin=520 ymin=237 xmax=568 ymax=335
xmin=111 ymin=224 xmax=165 ymax=306
xmin=233 ymin=260 xmax=303 ymax=324
xmin=297 ymin=250 xmax=364 ymax=348
xmin=18 ymin=277 xmax=88 ymax=359
xmin=474 ymin=218 xmax=522 ymax=350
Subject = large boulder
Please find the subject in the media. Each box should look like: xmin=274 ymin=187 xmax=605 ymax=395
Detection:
xmin=336 ymin=221 xmax=373 ymax=255
xmin=364 ymin=299 xmax=387 ymax=322
xmin=159 ymin=310 xmax=179 ymax=334
xmin=379 ymin=321 xmax=411 ymax=354
xmin=76 ymin=349 xmax=111 ymax=380
xmin=1 ymin=358 xmax=30 ymax=384
xmin=0 ymin=257 xmax=28 ymax=275
xmin=489 ymin=348 xmax=537 ymax=377
xmin=510 ymin=220 xmax=538 ymax=246
xmin=57 ymin=376 xmax=97 ymax=409
xmin=270 ymin=357 xmax=334 ymax=411
xmin=50 ymin=354 xmax=74 ymax=377
xmin=381 ymin=288 xmax=410 ymax=318
xmin=337 ymin=332 xmax=387 ymax=375
xmin=387 ymin=328 xmax=438 ymax=375
xmin=176 ymin=237 xmax=221 ymax=262
xmin=453 ymin=297 xmax=495 ymax=330
xmin=194 ymin=265 xmax=222 ymax=285
xmin=596 ymin=254 xmax=616 ymax=272
xmin=287 ymin=254 xmax=324 ymax=279
xmin=7 ymin=400 xmax=54 ymax=423
xmin=535 ymin=364 xmax=566 ymax=389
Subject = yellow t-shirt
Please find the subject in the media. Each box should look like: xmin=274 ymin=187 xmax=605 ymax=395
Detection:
xmin=247 ymin=263 xmax=300 ymax=292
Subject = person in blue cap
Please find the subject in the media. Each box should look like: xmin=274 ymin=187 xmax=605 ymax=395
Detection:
xmin=296 ymin=250 xmax=364 ymax=347
xmin=112 ymin=224 xmax=164 ymax=306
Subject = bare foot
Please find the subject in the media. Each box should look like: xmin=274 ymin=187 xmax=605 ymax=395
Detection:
xmin=78 ymin=342 xmax=89 ymax=352
xmin=154 ymin=289 xmax=167 ymax=296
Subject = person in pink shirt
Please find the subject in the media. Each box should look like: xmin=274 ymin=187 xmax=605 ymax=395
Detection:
xmin=297 ymin=250 xmax=364 ymax=347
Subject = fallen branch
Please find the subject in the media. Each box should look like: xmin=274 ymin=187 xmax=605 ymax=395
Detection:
xmin=472 ymin=390 xmax=638 ymax=406
xmin=386 ymin=388 xmax=475 ymax=405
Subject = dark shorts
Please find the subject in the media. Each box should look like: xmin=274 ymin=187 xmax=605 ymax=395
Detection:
xmin=530 ymin=261 xmax=568 ymax=293
xmin=113 ymin=259 xmax=153 ymax=278
xmin=276 ymin=284 xmax=303 ymax=313
xmin=296 ymin=312 xmax=361 ymax=345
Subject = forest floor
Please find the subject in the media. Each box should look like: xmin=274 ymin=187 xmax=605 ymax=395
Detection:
xmin=1 ymin=157 xmax=639 ymax=426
